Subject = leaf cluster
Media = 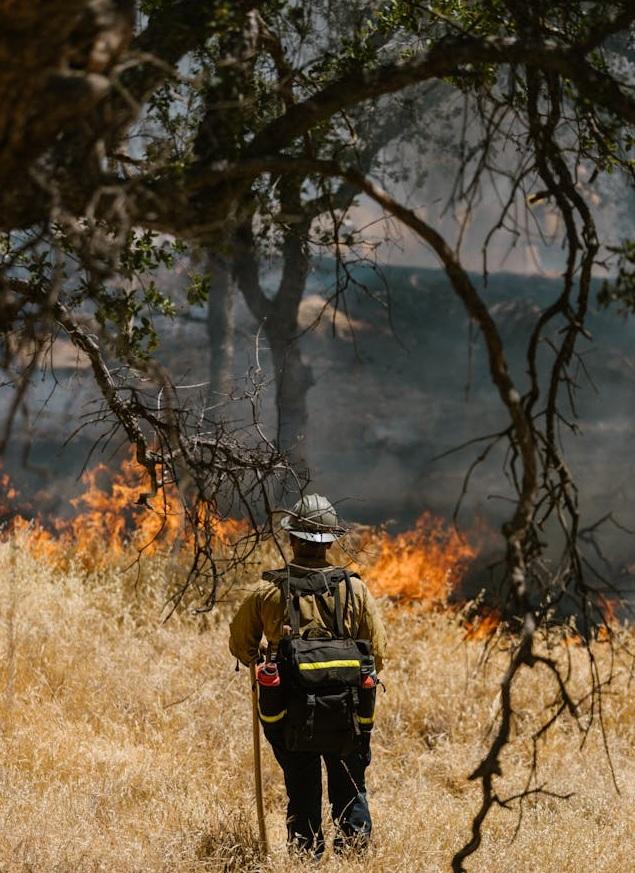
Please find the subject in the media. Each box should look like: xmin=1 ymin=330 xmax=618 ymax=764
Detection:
xmin=599 ymin=241 xmax=635 ymax=316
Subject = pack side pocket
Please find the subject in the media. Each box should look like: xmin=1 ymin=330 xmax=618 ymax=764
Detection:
xmin=258 ymin=683 xmax=287 ymax=728
xmin=357 ymin=683 xmax=376 ymax=732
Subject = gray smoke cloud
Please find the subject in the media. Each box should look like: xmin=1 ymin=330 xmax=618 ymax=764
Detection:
xmin=2 ymin=260 xmax=634 ymax=587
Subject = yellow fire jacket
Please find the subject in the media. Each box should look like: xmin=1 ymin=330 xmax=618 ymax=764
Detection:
xmin=229 ymin=563 xmax=387 ymax=671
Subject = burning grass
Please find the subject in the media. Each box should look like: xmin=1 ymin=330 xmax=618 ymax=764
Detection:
xmin=357 ymin=513 xmax=476 ymax=605
xmin=1 ymin=453 xmax=247 ymax=575
xmin=0 ymin=531 xmax=633 ymax=873
xmin=0 ymin=454 xmax=484 ymax=612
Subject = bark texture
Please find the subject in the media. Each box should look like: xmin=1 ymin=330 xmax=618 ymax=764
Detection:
xmin=0 ymin=0 xmax=133 ymax=223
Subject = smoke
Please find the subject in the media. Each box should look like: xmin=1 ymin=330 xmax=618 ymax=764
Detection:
xmin=2 ymin=260 xmax=634 ymax=577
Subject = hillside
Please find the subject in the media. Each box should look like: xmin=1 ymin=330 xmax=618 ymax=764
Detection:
xmin=0 ymin=533 xmax=633 ymax=872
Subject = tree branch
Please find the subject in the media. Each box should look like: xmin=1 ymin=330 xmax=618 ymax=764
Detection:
xmin=246 ymin=33 xmax=635 ymax=160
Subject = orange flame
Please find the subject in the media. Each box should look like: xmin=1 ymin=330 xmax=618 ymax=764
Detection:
xmin=598 ymin=593 xmax=618 ymax=626
xmin=559 ymin=595 xmax=622 ymax=643
xmin=463 ymin=608 xmax=501 ymax=640
xmin=360 ymin=512 xmax=477 ymax=607
xmin=2 ymin=451 xmax=246 ymax=571
xmin=595 ymin=593 xmax=620 ymax=640
xmin=0 ymin=471 xmax=17 ymax=503
xmin=10 ymin=457 xmax=623 ymax=642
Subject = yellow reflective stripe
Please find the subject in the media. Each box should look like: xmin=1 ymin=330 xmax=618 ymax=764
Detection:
xmin=298 ymin=660 xmax=361 ymax=671
xmin=258 ymin=705 xmax=287 ymax=724
xmin=358 ymin=714 xmax=375 ymax=725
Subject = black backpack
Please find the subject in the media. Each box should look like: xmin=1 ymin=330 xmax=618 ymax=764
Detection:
xmin=262 ymin=566 xmax=376 ymax=755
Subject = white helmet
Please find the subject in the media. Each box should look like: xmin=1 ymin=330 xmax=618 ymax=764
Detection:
xmin=280 ymin=493 xmax=345 ymax=543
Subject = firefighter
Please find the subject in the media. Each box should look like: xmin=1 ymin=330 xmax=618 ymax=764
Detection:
xmin=229 ymin=493 xmax=387 ymax=857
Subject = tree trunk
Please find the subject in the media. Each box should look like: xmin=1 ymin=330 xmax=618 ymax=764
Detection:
xmin=232 ymin=193 xmax=314 ymax=474
xmin=267 ymin=328 xmax=314 ymax=471
xmin=204 ymin=251 xmax=235 ymax=400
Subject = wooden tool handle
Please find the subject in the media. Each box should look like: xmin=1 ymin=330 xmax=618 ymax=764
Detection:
xmin=249 ymin=662 xmax=269 ymax=854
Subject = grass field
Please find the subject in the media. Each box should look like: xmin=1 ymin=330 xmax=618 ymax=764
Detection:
xmin=0 ymin=532 xmax=633 ymax=873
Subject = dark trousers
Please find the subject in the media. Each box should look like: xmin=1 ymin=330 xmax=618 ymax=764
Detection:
xmin=268 ymin=735 xmax=372 ymax=856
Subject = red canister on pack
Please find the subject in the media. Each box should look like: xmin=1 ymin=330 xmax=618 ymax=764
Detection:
xmin=257 ymin=662 xmax=280 ymax=687
xmin=358 ymin=661 xmax=377 ymax=733
xmin=256 ymin=662 xmax=285 ymax=728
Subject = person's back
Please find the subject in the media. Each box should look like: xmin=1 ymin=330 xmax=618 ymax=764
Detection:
xmin=229 ymin=560 xmax=386 ymax=670
xmin=229 ymin=494 xmax=387 ymax=857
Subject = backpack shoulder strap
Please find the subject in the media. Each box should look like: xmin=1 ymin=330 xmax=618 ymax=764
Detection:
xmin=330 ymin=573 xmax=346 ymax=638
xmin=262 ymin=568 xmax=301 ymax=636
xmin=283 ymin=568 xmax=302 ymax=638
xmin=265 ymin=566 xmax=361 ymax=640
xmin=324 ymin=568 xmax=358 ymax=639
xmin=342 ymin=570 xmax=357 ymax=636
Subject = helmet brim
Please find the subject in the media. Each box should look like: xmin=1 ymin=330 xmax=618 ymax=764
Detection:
xmin=280 ymin=513 xmax=344 ymax=543
xmin=287 ymin=529 xmax=340 ymax=543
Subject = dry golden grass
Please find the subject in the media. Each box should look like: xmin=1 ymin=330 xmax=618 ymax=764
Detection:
xmin=0 ymin=532 xmax=634 ymax=873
